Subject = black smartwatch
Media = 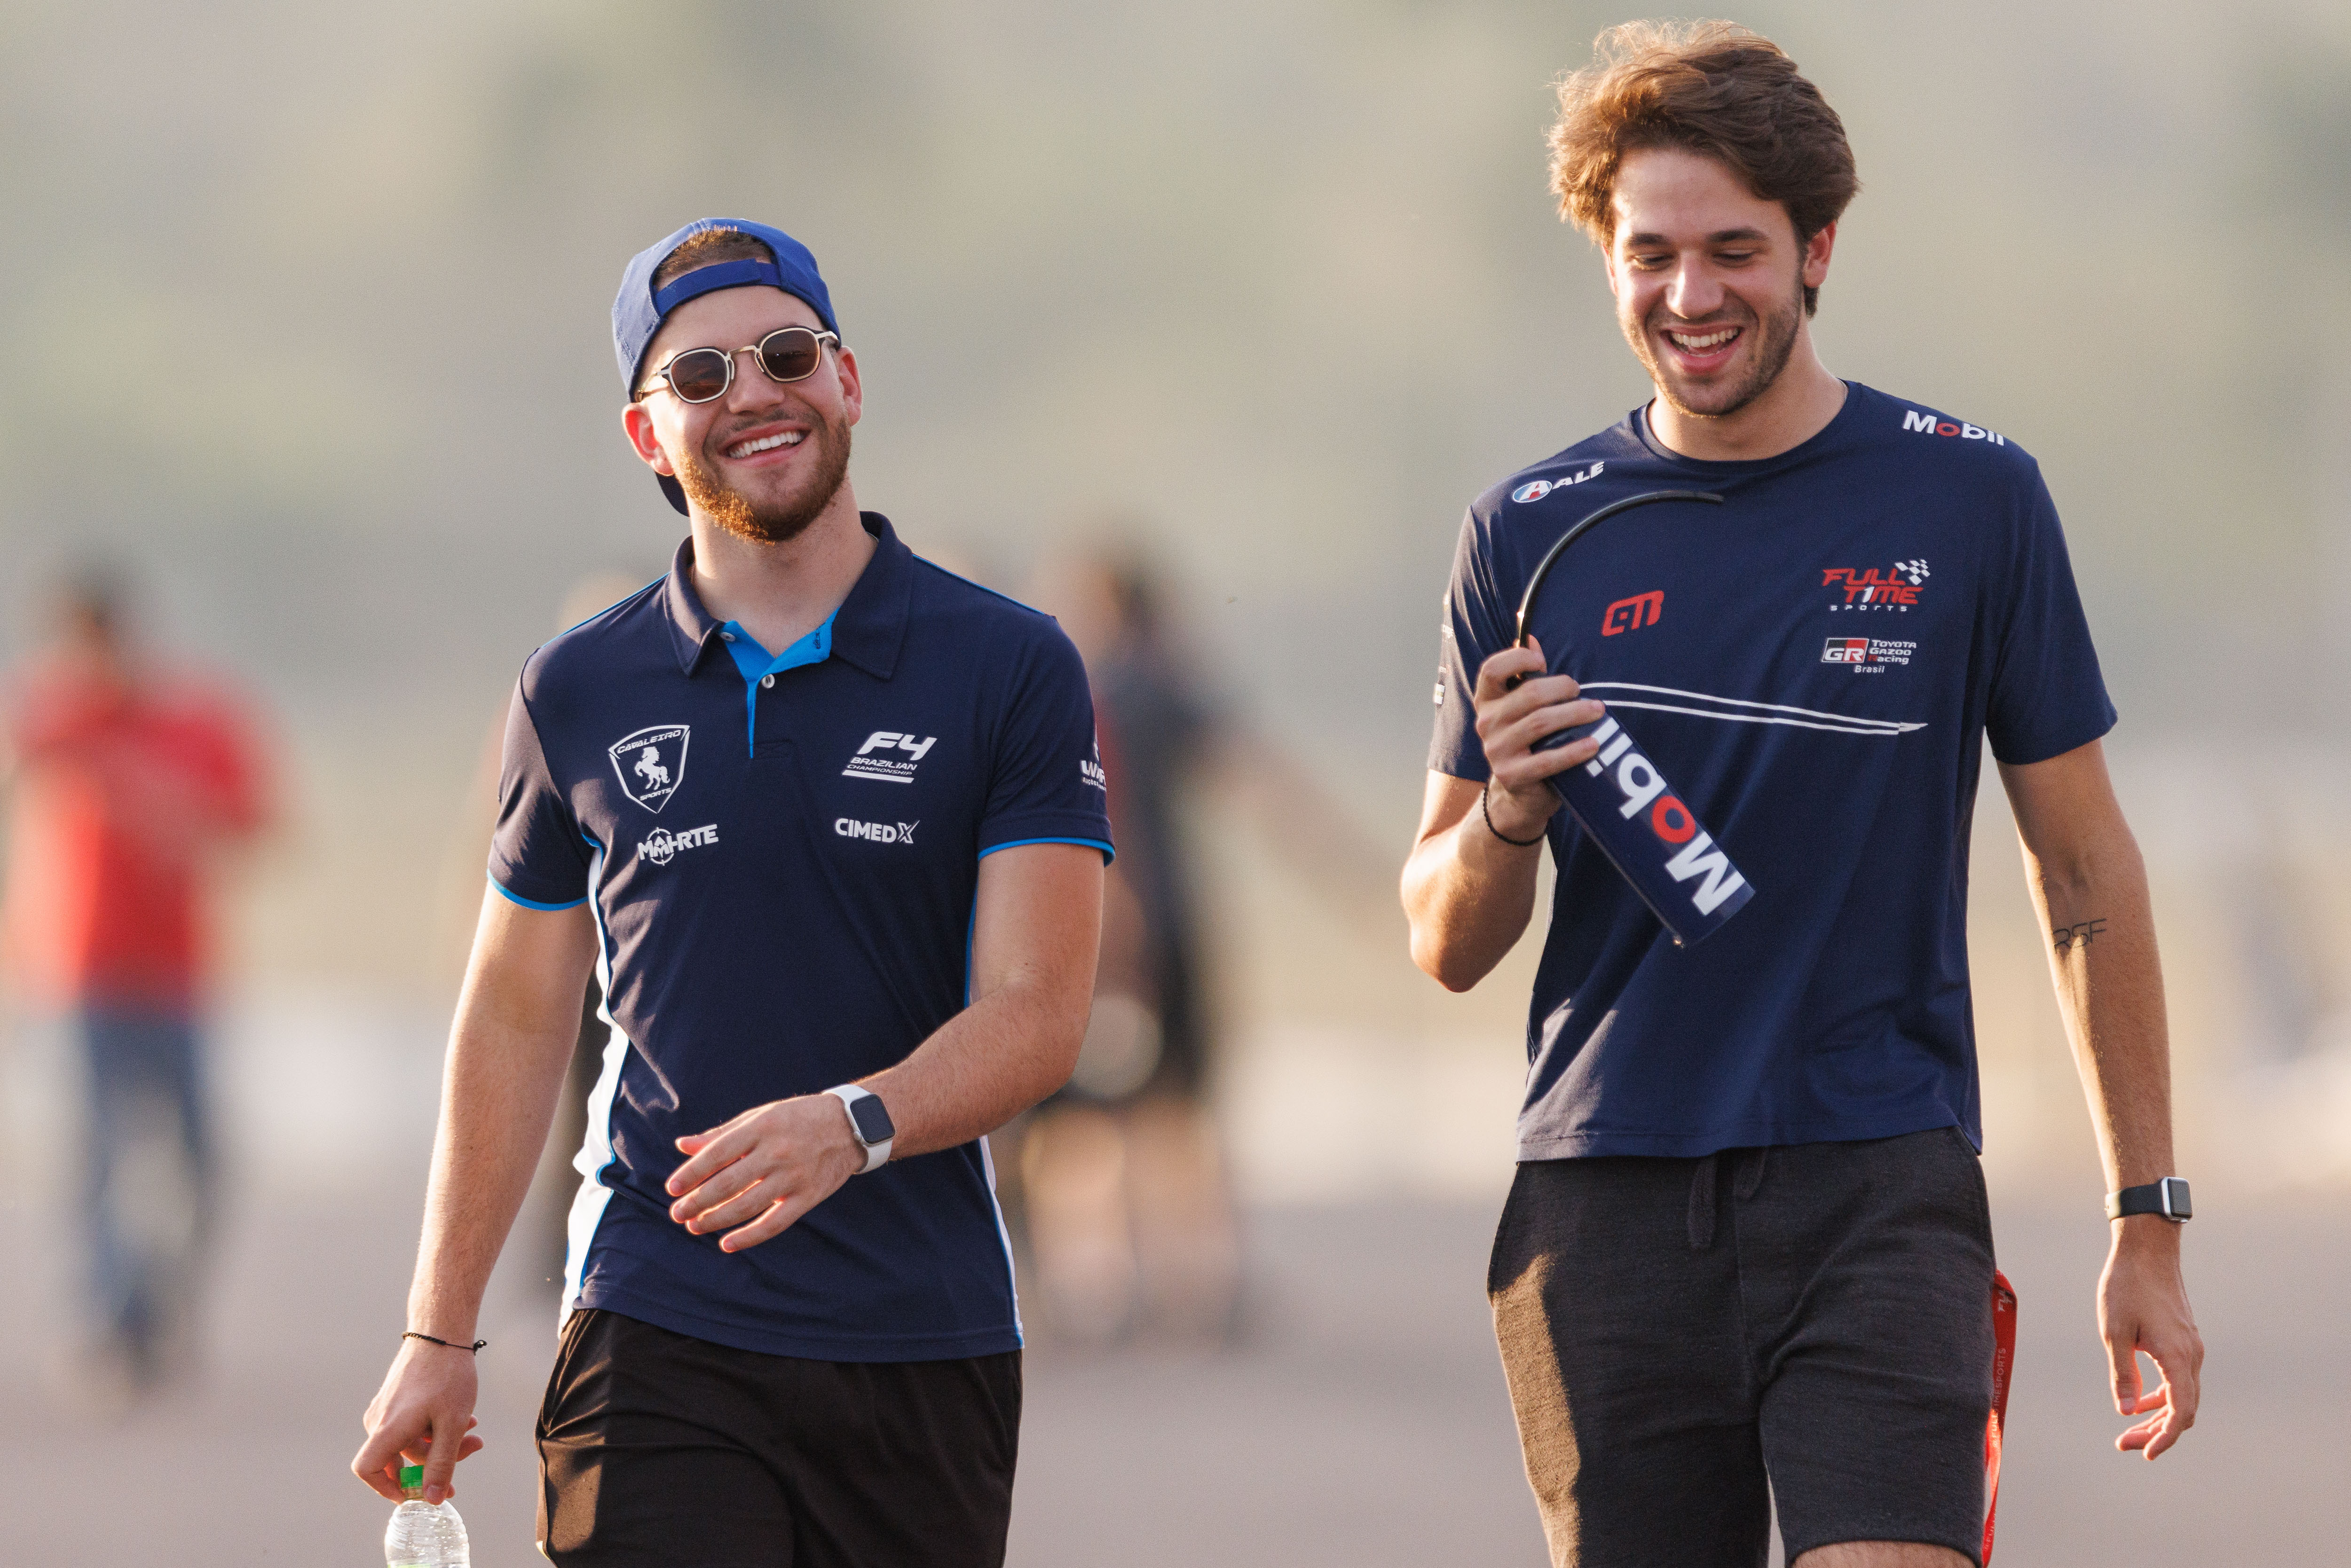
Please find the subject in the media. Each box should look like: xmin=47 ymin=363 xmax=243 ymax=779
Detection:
xmin=824 ymin=1085 xmax=896 ymax=1173
xmin=2105 ymin=1176 xmax=2191 ymax=1223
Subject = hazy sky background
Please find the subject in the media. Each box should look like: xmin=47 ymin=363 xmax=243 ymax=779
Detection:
xmin=3 ymin=0 xmax=2346 ymax=982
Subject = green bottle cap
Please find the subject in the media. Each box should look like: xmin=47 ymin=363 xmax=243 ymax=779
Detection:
xmin=399 ymin=1464 xmax=425 ymax=1492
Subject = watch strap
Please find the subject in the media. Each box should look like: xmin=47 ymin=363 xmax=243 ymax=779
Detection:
xmin=2105 ymin=1176 xmax=2190 ymax=1222
xmin=824 ymin=1085 xmax=893 ymax=1174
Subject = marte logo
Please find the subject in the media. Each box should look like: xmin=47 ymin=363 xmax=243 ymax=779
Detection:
xmin=608 ymin=725 xmax=690 ymax=812
xmin=1602 ymin=590 xmax=1663 ymax=637
xmin=1822 ymin=560 xmax=1930 ymax=612
xmin=1901 ymin=409 xmax=2005 ymax=445
xmin=835 ymin=818 xmax=919 ymax=844
xmin=843 ymin=730 xmax=936 ymax=784
xmin=1510 ymin=460 xmax=1606 ymax=504
xmin=639 ymin=823 xmax=719 ymax=866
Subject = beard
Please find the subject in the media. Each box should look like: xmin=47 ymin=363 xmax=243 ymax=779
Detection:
xmin=1626 ymin=273 xmax=1803 ymax=423
xmin=675 ymin=406 xmax=853 ymax=545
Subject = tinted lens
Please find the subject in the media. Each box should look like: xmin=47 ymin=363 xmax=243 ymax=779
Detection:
xmin=756 ymin=329 xmax=824 ymax=383
xmin=663 ymin=348 xmax=732 ymax=402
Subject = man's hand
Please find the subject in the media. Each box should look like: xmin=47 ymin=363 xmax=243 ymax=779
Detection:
xmin=2100 ymin=1219 xmax=2202 ymax=1459
xmin=1472 ymin=638 xmax=1604 ymax=841
xmin=667 ymin=1093 xmax=866 ymax=1252
xmin=352 ymin=1339 xmax=487 ymax=1503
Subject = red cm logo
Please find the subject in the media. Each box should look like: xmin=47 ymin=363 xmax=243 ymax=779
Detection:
xmin=1602 ymin=591 xmax=1663 ymax=637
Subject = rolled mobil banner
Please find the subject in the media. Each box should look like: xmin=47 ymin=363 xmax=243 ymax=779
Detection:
xmin=1512 ymin=489 xmax=1754 ymax=947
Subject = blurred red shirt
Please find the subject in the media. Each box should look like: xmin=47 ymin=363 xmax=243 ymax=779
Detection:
xmin=2 ymin=662 xmax=271 ymax=1010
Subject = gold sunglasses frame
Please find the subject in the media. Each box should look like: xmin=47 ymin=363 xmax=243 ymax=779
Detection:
xmin=639 ymin=328 xmax=842 ymax=404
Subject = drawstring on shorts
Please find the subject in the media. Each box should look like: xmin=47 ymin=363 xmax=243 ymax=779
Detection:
xmin=1686 ymin=1146 xmax=1770 ymax=1250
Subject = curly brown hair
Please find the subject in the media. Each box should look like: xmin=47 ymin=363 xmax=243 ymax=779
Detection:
xmin=1549 ymin=20 xmax=1858 ymax=315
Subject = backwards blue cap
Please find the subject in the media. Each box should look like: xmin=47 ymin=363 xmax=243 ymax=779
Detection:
xmin=613 ymin=219 xmax=840 ymax=515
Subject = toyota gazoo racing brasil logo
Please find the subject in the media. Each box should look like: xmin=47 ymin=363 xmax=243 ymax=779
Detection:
xmin=609 ymin=725 xmax=689 ymax=812
xmin=1822 ymin=636 xmax=1916 ymax=672
xmin=843 ymin=730 xmax=936 ymax=784
xmin=1510 ymin=460 xmax=1605 ymax=504
xmin=639 ymin=823 xmax=718 ymax=866
xmin=1822 ymin=558 xmax=1929 ymax=611
xmin=836 ymin=818 xmax=918 ymax=845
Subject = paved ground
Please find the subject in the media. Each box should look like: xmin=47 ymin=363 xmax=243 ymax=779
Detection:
xmin=1 ymin=1175 xmax=2341 ymax=1566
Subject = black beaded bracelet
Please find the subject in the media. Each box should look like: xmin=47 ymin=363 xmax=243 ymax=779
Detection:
xmin=1481 ymin=782 xmax=1546 ymax=848
xmin=404 ymin=1331 xmax=487 ymax=1353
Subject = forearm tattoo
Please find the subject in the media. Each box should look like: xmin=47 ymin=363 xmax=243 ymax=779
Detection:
xmin=2052 ymin=917 xmax=2107 ymax=953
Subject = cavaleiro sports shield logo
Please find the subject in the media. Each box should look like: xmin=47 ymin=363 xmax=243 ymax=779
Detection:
xmin=609 ymin=725 xmax=690 ymax=813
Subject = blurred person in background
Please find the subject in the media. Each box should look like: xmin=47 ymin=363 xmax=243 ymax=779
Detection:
xmin=354 ymin=220 xmax=1108 ymax=1568
xmin=1010 ymin=546 xmax=1240 ymax=1347
xmin=1404 ymin=22 xmax=2200 ymax=1568
xmin=0 ymin=567 xmax=273 ymax=1399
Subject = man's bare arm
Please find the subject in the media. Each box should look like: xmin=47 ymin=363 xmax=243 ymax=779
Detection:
xmin=663 ymin=841 xmax=1103 ymax=1250
xmin=2000 ymin=737 xmax=2203 ymax=1459
xmin=351 ymin=888 xmax=598 ymax=1503
xmin=1402 ymin=639 xmax=1603 ymax=990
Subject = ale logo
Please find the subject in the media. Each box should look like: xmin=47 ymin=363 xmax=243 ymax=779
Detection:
xmin=1512 ymin=480 xmax=1553 ymax=503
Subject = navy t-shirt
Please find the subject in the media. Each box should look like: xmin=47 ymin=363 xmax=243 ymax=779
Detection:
xmin=1429 ymin=384 xmax=2114 ymax=1160
xmin=492 ymin=513 xmax=1112 ymax=1360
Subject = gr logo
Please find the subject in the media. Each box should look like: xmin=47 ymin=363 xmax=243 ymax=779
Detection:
xmin=836 ymin=818 xmax=918 ymax=845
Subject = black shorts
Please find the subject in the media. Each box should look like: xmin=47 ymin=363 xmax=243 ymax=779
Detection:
xmin=536 ymin=1308 xmax=1021 ymax=1568
xmin=1488 ymin=1128 xmax=1996 ymax=1568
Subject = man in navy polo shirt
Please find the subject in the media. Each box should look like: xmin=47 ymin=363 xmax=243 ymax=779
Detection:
xmin=354 ymin=219 xmax=1110 ymax=1567
xmin=1402 ymin=24 xmax=2201 ymax=1568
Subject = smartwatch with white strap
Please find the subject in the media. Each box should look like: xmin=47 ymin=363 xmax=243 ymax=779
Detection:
xmin=825 ymin=1085 xmax=895 ymax=1174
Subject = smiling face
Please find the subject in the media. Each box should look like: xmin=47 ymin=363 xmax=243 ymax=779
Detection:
xmin=623 ymin=284 xmax=861 ymax=544
xmin=1604 ymin=146 xmax=1834 ymax=424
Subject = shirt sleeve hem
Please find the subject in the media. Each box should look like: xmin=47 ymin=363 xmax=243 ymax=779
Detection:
xmin=489 ymin=874 xmax=588 ymax=912
xmin=978 ymin=835 xmax=1115 ymax=865
xmin=1986 ymin=704 xmax=2118 ymax=768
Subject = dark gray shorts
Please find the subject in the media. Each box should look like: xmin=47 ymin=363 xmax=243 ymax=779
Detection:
xmin=537 ymin=1308 xmax=1020 ymax=1568
xmin=1488 ymin=1128 xmax=1996 ymax=1568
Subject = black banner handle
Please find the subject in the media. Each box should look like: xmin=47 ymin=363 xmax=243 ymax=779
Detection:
xmin=1510 ymin=489 xmax=1724 ymax=653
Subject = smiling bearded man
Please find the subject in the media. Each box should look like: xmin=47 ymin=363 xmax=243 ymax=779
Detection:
xmin=353 ymin=219 xmax=1115 ymax=1568
xmin=1401 ymin=21 xmax=2202 ymax=1568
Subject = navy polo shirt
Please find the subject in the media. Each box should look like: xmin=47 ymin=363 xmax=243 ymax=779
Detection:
xmin=491 ymin=513 xmax=1112 ymax=1361
xmin=1430 ymin=383 xmax=2114 ymax=1161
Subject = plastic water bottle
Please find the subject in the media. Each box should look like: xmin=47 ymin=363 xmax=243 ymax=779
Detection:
xmin=385 ymin=1463 xmax=471 ymax=1567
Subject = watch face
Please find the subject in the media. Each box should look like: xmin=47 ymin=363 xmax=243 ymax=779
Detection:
xmin=2164 ymin=1178 xmax=2191 ymax=1220
xmin=848 ymin=1093 xmax=895 ymax=1145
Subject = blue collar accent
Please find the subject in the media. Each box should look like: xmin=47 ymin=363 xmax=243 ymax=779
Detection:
xmin=721 ymin=608 xmax=837 ymax=755
xmin=660 ymin=513 xmax=913 ymax=680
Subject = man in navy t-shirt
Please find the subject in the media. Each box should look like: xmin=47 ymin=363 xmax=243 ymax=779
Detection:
xmin=1402 ymin=24 xmax=2202 ymax=1568
xmin=354 ymin=219 xmax=1110 ymax=1567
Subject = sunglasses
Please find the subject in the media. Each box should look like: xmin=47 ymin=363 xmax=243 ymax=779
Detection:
xmin=640 ymin=327 xmax=841 ymax=404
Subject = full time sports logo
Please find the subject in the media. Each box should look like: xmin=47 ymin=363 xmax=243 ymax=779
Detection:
xmin=1822 ymin=559 xmax=1929 ymax=610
